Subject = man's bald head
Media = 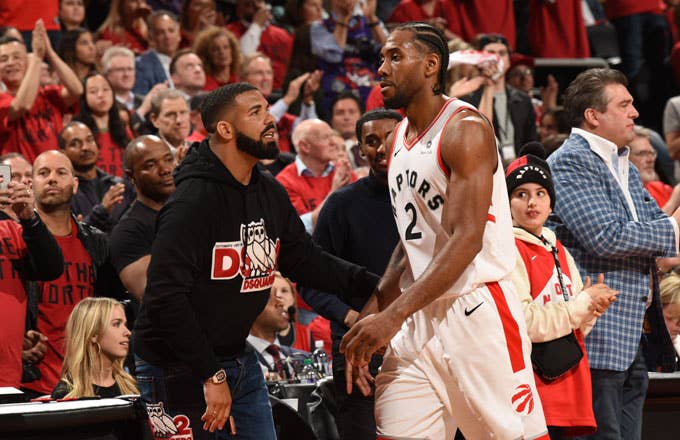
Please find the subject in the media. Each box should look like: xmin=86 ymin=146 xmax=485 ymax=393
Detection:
xmin=124 ymin=135 xmax=167 ymax=173
xmin=124 ymin=135 xmax=176 ymax=203
xmin=32 ymin=151 xmax=78 ymax=212
xmin=33 ymin=150 xmax=75 ymax=176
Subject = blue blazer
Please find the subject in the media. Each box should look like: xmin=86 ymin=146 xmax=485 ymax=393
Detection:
xmin=547 ymin=133 xmax=676 ymax=371
xmin=134 ymin=50 xmax=170 ymax=96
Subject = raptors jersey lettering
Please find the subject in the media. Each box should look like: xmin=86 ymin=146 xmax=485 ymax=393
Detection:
xmin=388 ymin=98 xmax=516 ymax=296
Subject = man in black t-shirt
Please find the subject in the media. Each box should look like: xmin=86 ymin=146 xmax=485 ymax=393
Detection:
xmin=110 ymin=135 xmax=176 ymax=301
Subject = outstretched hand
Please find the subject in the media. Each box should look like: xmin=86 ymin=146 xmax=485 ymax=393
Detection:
xmin=340 ymin=312 xmax=399 ymax=371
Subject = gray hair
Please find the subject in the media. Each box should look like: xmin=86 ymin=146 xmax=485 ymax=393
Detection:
xmin=633 ymin=125 xmax=650 ymax=139
xmin=150 ymin=89 xmax=187 ymax=117
xmin=101 ymin=46 xmax=135 ymax=73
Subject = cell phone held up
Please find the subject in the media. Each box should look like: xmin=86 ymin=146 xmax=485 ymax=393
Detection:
xmin=0 ymin=164 xmax=11 ymax=190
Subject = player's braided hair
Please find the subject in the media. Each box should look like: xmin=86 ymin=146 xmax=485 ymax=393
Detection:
xmin=394 ymin=22 xmax=449 ymax=95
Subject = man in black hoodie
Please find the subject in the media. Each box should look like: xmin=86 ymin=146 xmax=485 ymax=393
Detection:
xmin=133 ymin=83 xmax=379 ymax=439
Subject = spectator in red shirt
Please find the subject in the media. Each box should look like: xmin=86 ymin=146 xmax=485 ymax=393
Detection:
xmin=179 ymin=0 xmax=221 ymax=47
xmin=276 ymin=118 xmax=354 ymax=233
xmin=58 ymin=0 xmax=86 ymax=32
xmin=629 ymin=125 xmax=680 ymax=215
xmin=0 ymin=20 xmax=83 ymax=164
xmin=193 ymin=26 xmax=241 ymax=91
xmin=227 ymin=0 xmax=293 ymax=90
xmin=97 ymin=0 xmax=152 ymax=55
xmin=74 ymin=73 xmax=132 ymax=177
xmin=388 ymin=0 xmax=459 ymax=41
xmin=21 ymin=150 xmax=125 ymax=398
xmin=57 ymin=28 xmax=96 ymax=82
xmin=0 ymin=179 xmax=63 ymax=389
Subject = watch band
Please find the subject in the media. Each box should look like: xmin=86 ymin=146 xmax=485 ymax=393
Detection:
xmin=207 ymin=368 xmax=226 ymax=384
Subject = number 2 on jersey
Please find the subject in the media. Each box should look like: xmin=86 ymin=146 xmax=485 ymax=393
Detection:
xmin=404 ymin=203 xmax=422 ymax=240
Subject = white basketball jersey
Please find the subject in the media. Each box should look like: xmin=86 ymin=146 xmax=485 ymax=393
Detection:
xmin=388 ymin=98 xmax=516 ymax=297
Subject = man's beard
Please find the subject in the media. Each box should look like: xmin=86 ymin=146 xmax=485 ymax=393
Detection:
xmin=236 ymin=125 xmax=279 ymax=159
xmin=36 ymin=187 xmax=74 ymax=214
xmin=383 ymin=91 xmax=409 ymax=110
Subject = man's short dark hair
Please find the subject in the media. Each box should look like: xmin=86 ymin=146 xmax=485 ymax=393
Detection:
xmin=147 ymin=9 xmax=179 ymax=37
xmin=57 ymin=121 xmax=89 ymax=150
xmin=563 ymin=68 xmax=629 ymax=128
xmin=393 ymin=22 xmax=449 ymax=95
xmin=473 ymin=33 xmax=511 ymax=52
xmin=170 ymin=49 xmax=195 ymax=75
xmin=201 ymin=82 xmax=258 ymax=133
xmin=331 ymin=91 xmax=363 ymax=115
xmin=0 ymin=36 xmax=23 ymax=47
xmin=356 ymin=108 xmax=403 ymax=141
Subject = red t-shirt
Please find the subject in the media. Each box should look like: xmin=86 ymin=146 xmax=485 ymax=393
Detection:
xmin=275 ymin=162 xmax=356 ymax=215
xmin=528 ymin=0 xmax=590 ymax=58
xmin=98 ymin=28 xmax=148 ymax=55
xmin=23 ymin=220 xmax=94 ymax=395
xmin=605 ymin=0 xmax=664 ymax=20
xmin=0 ymin=220 xmax=29 ymax=388
xmin=186 ymin=129 xmax=206 ymax=144
xmin=645 ymin=180 xmax=673 ymax=208
xmin=0 ymin=86 xmax=68 ymax=164
xmin=0 ymin=1 xmax=59 ymax=31
xmin=277 ymin=113 xmax=296 ymax=154
xmin=226 ymin=22 xmax=293 ymax=90
xmin=389 ymin=0 xmax=458 ymax=35
xmin=446 ymin=0 xmax=516 ymax=49
xmin=96 ymin=131 xmax=128 ymax=178
xmin=203 ymin=74 xmax=238 ymax=91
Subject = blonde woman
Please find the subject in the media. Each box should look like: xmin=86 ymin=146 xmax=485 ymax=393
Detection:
xmin=193 ymin=26 xmax=240 ymax=91
xmin=52 ymin=297 xmax=138 ymax=399
xmin=660 ymin=273 xmax=680 ymax=359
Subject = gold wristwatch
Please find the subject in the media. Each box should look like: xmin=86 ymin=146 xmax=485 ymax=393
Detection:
xmin=206 ymin=369 xmax=226 ymax=384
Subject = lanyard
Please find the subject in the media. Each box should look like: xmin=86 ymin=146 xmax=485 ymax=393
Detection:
xmin=517 ymin=227 xmax=570 ymax=302
xmin=538 ymin=234 xmax=570 ymax=302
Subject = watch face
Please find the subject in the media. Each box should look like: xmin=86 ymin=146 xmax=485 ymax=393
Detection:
xmin=214 ymin=370 xmax=226 ymax=383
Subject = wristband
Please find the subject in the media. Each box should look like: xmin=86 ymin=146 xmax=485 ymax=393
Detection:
xmin=368 ymin=21 xmax=380 ymax=27
xmin=336 ymin=21 xmax=349 ymax=27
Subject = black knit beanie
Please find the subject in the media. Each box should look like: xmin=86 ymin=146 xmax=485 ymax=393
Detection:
xmin=505 ymin=142 xmax=555 ymax=208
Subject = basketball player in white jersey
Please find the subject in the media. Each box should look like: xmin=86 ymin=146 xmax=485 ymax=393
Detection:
xmin=340 ymin=23 xmax=549 ymax=439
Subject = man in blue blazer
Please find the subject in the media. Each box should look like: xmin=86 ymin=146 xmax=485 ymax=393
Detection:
xmin=547 ymin=68 xmax=679 ymax=439
xmin=133 ymin=10 xmax=180 ymax=95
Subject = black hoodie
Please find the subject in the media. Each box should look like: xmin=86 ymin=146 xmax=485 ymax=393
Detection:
xmin=133 ymin=140 xmax=379 ymax=380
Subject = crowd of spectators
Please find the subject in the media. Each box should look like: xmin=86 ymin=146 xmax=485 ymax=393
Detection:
xmin=3 ymin=0 xmax=680 ymax=439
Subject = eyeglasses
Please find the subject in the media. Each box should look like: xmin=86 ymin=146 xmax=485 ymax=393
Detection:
xmin=632 ymin=150 xmax=657 ymax=159
xmin=107 ymin=67 xmax=134 ymax=74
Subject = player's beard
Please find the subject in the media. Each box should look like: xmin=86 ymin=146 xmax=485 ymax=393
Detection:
xmin=236 ymin=125 xmax=279 ymax=160
xmin=383 ymin=90 xmax=410 ymax=110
